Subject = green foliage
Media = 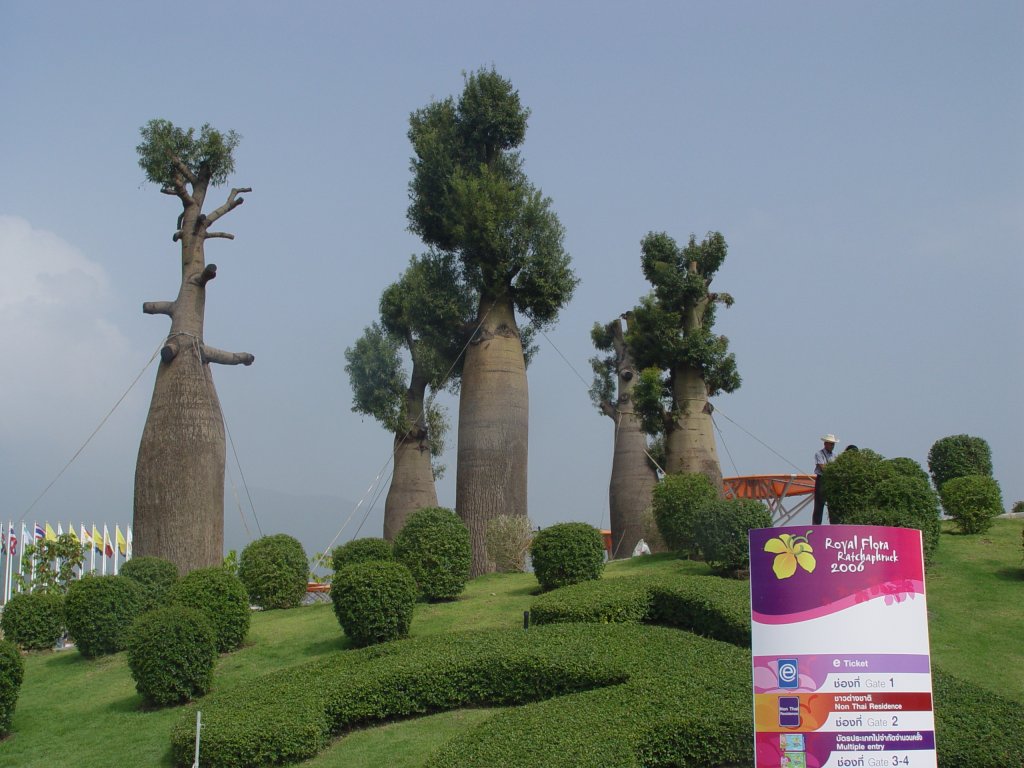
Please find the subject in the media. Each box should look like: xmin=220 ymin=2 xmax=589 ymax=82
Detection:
xmin=119 ymin=556 xmax=179 ymax=613
xmin=0 ymin=591 xmax=64 ymax=651
xmin=127 ymin=606 xmax=216 ymax=707
xmin=868 ymin=475 xmax=942 ymax=561
xmin=137 ymin=119 xmax=240 ymax=189
xmin=0 ymin=639 xmax=24 ymax=735
xmin=887 ymin=456 xmax=930 ymax=483
xmin=330 ymin=537 xmax=393 ymax=572
xmin=169 ymin=567 xmax=250 ymax=653
xmin=393 ymin=507 xmax=471 ymax=600
xmin=820 ymin=448 xmax=896 ymax=522
xmin=407 ymin=68 xmax=577 ymax=329
xmin=1013 ymin=500 xmax=1024 ymax=515
xmin=693 ymin=498 xmax=772 ymax=576
xmin=927 ymin=434 xmax=993 ymax=491
xmin=330 ymin=560 xmax=418 ymax=647
xmin=14 ymin=534 xmax=84 ymax=595
xmin=932 ymin=666 xmax=1024 ymax=766
xmin=530 ymin=577 xmax=656 ymax=626
xmin=484 ymin=514 xmax=534 ymax=572
xmin=651 ymin=472 xmax=719 ymax=556
xmin=530 ymin=522 xmax=606 ymax=592
xmin=64 ymin=575 xmax=142 ymax=658
xmin=940 ymin=475 xmax=1004 ymax=534
xmin=238 ymin=534 xmax=309 ymax=610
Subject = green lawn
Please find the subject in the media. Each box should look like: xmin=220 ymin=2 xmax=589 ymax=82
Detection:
xmin=2 ymin=519 xmax=1021 ymax=768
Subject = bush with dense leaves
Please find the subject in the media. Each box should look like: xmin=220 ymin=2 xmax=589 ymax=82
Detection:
xmin=651 ymin=473 xmax=718 ymax=556
xmin=330 ymin=537 xmax=393 ymax=572
xmin=238 ymin=534 xmax=308 ymax=609
xmin=330 ymin=560 xmax=417 ymax=647
xmin=932 ymin=666 xmax=1024 ymax=767
xmin=127 ymin=605 xmax=217 ymax=707
xmin=0 ymin=591 xmax=64 ymax=651
xmin=887 ymin=456 xmax=931 ymax=484
xmin=0 ymin=639 xmax=23 ymax=735
xmin=820 ymin=449 xmax=893 ymax=522
xmin=939 ymin=475 xmax=1004 ymax=534
xmin=64 ymin=575 xmax=142 ymax=658
xmin=169 ymin=567 xmax=250 ymax=653
xmin=692 ymin=498 xmax=772 ymax=576
xmin=392 ymin=507 xmax=471 ymax=601
xmin=530 ymin=522 xmax=606 ymax=592
xmin=928 ymin=434 xmax=993 ymax=491
xmin=120 ymin=556 xmax=179 ymax=613
xmin=869 ymin=475 xmax=941 ymax=560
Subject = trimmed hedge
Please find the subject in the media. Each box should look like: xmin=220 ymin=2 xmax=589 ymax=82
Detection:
xmin=529 ymin=577 xmax=655 ymax=626
xmin=651 ymin=472 xmax=719 ymax=556
xmin=169 ymin=567 xmax=250 ymax=653
xmin=330 ymin=560 xmax=417 ymax=647
xmin=693 ymin=498 xmax=772 ymax=575
xmin=392 ymin=507 xmax=471 ymax=601
xmin=120 ymin=556 xmax=179 ymax=613
xmin=238 ymin=534 xmax=309 ymax=609
xmin=530 ymin=522 xmax=605 ymax=592
xmin=330 ymin=537 xmax=393 ymax=572
xmin=64 ymin=575 xmax=142 ymax=658
xmin=940 ymin=474 xmax=1004 ymax=534
xmin=127 ymin=606 xmax=216 ymax=707
xmin=928 ymin=434 xmax=993 ymax=491
xmin=0 ymin=638 xmax=24 ymax=735
xmin=0 ymin=591 xmax=65 ymax=651
xmin=932 ymin=666 xmax=1024 ymax=766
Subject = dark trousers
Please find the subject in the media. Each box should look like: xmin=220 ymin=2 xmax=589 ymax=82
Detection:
xmin=812 ymin=474 xmax=826 ymax=525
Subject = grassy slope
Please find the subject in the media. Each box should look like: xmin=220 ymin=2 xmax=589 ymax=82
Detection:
xmin=2 ymin=520 xmax=1021 ymax=768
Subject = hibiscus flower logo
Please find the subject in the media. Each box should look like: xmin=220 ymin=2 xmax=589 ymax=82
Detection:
xmin=764 ymin=531 xmax=816 ymax=579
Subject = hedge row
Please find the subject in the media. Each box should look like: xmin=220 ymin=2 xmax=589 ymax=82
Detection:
xmin=529 ymin=572 xmax=750 ymax=645
xmin=169 ymin=624 xmax=630 ymax=768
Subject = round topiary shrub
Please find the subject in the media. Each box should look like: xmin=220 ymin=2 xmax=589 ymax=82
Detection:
xmin=120 ymin=556 xmax=179 ymax=613
xmin=331 ymin=537 xmax=393 ymax=572
xmin=330 ymin=560 xmax=417 ymax=647
xmin=939 ymin=475 xmax=1004 ymax=535
xmin=392 ymin=507 xmax=471 ymax=601
xmin=530 ymin=522 xmax=606 ymax=592
xmin=238 ymin=534 xmax=309 ymax=610
xmin=0 ymin=639 xmax=24 ymax=735
xmin=64 ymin=575 xmax=143 ymax=658
xmin=651 ymin=473 xmax=719 ymax=557
xmin=927 ymin=434 xmax=993 ymax=492
xmin=169 ymin=567 xmax=250 ymax=653
xmin=693 ymin=499 xmax=772 ymax=576
xmin=820 ymin=449 xmax=896 ymax=524
xmin=887 ymin=457 xmax=930 ymax=484
xmin=867 ymin=475 xmax=942 ymax=562
xmin=127 ymin=605 xmax=216 ymax=707
xmin=0 ymin=591 xmax=65 ymax=651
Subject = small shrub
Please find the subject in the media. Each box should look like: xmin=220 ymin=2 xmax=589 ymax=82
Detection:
xmin=693 ymin=498 xmax=772 ymax=576
xmin=887 ymin=456 xmax=930 ymax=484
xmin=0 ymin=639 xmax=24 ymax=735
xmin=485 ymin=514 xmax=534 ymax=572
xmin=820 ymin=449 xmax=896 ymax=523
xmin=330 ymin=537 xmax=393 ymax=572
xmin=940 ymin=475 xmax=1004 ymax=535
xmin=330 ymin=560 xmax=418 ymax=647
xmin=1012 ymin=500 xmax=1024 ymax=516
xmin=530 ymin=577 xmax=655 ymax=625
xmin=530 ymin=522 xmax=605 ymax=592
xmin=928 ymin=434 xmax=993 ymax=491
xmin=864 ymin=475 xmax=942 ymax=561
xmin=0 ymin=591 xmax=65 ymax=651
xmin=169 ymin=567 xmax=250 ymax=652
xmin=120 ymin=556 xmax=179 ymax=613
xmin=393 ymin=507 xmax=471 ymax=601
xmin=12 ymin=534 xmax=83 ymax=595
xmin=238 ymin=534 xmax=308 ymax=610
xmin=651 ymin=473 xmax=719 ymax=556
xmin=127 ymin=606 xmax=217 ymax=707
xmin=64 ymin=575 xmax=143 ymax=658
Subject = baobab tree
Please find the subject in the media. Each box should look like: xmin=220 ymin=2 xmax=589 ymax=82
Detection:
xmin=345 ymin=253 xmax=475 ymax=540
xmin=407 ymin=68 xmax=578 ymax=575
xmin=589 ymin=313 xmax=659 ymax=558
xmin=133 ymin=120 xmax=253 ymax=574
xmin=627 ymin=231 xmax=740 ymax=490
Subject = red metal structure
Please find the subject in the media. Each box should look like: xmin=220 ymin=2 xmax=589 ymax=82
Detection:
xmin=723 ymin=474 xmax=816 ymax=526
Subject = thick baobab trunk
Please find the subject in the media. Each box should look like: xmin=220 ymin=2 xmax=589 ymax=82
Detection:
xmin=666 ymin=365 xmax=723 ymax=490
xmin=456 ymin=295 xmax=528 ymax=576
xmin=383 ymin=372 xmax=438 ymax=540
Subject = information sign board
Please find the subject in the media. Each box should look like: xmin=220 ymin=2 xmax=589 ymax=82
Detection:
xmin=748 ymin=525 xmax=937 ymax=768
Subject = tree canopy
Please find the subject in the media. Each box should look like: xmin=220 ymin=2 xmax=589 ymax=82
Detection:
xmin=137 ymin=119 xmax=240 ymax=191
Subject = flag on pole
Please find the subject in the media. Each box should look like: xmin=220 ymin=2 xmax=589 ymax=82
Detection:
xmin=103 ymin=525 xmax=114 ymax=558
xmin=116 ymin=526 xmax=127 ymax=556
xmin=81 ymin=525 xmax=92 ymax=548
xmin=92 ymin=525 xmax=103 ymax=554
xmin=34 ymin=523 xmax=45 ymax=540
xmin=45 ymin=522 xmax=57 ymax=541
xmin=1 ymin=523 xmax=6 ymax=556
xmin=68 ymin=524 xmax=79 ymax=544
xmin=9 ymin=525 xmax=17 ymax=557
xmin=125 ymin=526 xmax=133 ymax=560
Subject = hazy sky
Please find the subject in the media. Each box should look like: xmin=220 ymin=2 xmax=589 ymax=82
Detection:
xmin=2 ymin=1 xmax=1021 ymax=556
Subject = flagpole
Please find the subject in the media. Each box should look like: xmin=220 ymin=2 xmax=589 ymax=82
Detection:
xmin=2 ymin=521 xmax=9 ymax=605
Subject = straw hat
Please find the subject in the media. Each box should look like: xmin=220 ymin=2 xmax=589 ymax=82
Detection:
xmin=821 ymin=434 xmax=838 ymax=444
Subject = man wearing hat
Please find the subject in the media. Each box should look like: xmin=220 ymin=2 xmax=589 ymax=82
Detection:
xmin=813 ymin=434 xmax=838 ymax=525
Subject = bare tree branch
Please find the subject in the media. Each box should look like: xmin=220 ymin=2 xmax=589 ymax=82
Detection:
xmin=143 ymin=301 xmax=175 ymax=316
xmin=188 ymin=264 xmax=218 ymax=287
xmin=201 ymin=345 xmax=254 ymax=366
xmin=171 ymin=157 xmax=197 ymax=185
xmin=204 ymin=231 xmax=235 ymax=240
xmin=160 ymin=337 xmax=181 ymax=364
xmin=204 ymin=187 xmax=251 ymax=226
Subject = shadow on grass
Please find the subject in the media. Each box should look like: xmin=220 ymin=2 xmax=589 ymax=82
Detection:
xmin=992 ymin=566 xmax=1024 ymax=582
xmin=303 ymin=634 xmax=350 ymax=656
